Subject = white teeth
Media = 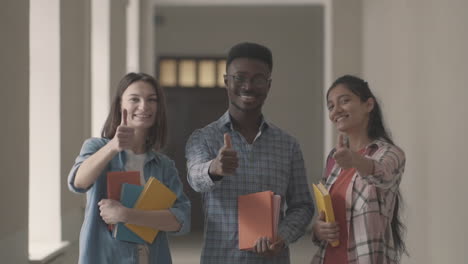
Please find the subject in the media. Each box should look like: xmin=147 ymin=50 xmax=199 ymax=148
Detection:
xmin=134 ymin=114 xmax=150 ymax=118
xmin=336 ymin=115 xmax=347 ymax=122
xmin=240 ymin=95 xmax=256 ymax=102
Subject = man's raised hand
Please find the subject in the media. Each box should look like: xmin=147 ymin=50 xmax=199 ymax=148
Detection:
xmin=209 ymin=133 xmax=239 ymax=176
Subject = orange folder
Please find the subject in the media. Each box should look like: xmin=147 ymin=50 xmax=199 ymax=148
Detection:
xmin=238 ymin=191 xmax=281 ymax=251
xmin=125 ymin=177 xmax=177 ymax=243
xmin=312 ymin=182 xmax=339 ymax=247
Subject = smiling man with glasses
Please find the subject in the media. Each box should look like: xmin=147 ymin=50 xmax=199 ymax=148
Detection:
xmin=186 ymin=42 xmax=314 ymax=264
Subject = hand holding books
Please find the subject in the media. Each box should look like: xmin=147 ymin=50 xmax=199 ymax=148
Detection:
xmin=238 ymin=191 xmax=281 ymax=253
xmin=312 ymin=182 xmax=339 ymax=247
xmin=252 ymin=236 xmax=285 ymax=257
xmin=104 ymin=171 xmax=177 ymax=244
xmin=313 ymin=211 xmax=340 ymax=246
xmin=98 ymin=198 xmax=128 ymax=224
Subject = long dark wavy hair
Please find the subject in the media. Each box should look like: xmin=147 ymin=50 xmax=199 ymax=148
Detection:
xmin=327 ymin=75 xmax=408 ymax=258
xmin=101 ymin=72 xmax=167 ymax=151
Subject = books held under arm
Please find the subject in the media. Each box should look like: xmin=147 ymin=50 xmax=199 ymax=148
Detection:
xmin=106 ymin=171 xmax=140 ymax=231
xmin=238 ymin=191 xmax=281 ymax=251
xmin=312 ymin=182 xmax=339 ymax=247
xmin=113 ymin=183 xmax=146 ymax=244
xmin=125 ymin=177 xmax=177 ymax=244
xmin=107 ymin=171 xmax=141 ymax=201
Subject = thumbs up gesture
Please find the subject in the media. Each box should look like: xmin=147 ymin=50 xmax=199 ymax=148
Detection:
xmin=110 ymin=109 xmax=135 ymax=152
xmin=332 ymin=134 xmax=355 ymax=169
xmin=209 ymin=133 xmax=239 ymax=176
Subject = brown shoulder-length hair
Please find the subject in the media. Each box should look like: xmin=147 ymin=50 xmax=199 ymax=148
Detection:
xmin=101 ymin=72 xmax=167 ymax=151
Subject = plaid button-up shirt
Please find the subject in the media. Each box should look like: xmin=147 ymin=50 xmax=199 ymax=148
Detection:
xmin=311 ymin=139 xmax=406 ymax=264
xmin=186 ymin=112 xmax=314 ymax=264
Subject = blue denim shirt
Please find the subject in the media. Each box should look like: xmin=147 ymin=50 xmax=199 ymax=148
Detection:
xmin=68 ymin=138 xmax=191 ymax=264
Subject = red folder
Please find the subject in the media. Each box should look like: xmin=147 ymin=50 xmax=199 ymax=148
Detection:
xmin=106 ymin=171 xmax=140 ymax=231
xmin=238 ymin=191 xmax=281 ymax=250
xmin=107 ymin=171 xmax=141 ymax=201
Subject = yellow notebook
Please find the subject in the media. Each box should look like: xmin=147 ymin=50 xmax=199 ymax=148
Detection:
xmin=125 ymin=177 xmax=177 ymax=243
xmin=312 ymin=182 xmax=339 ymax=247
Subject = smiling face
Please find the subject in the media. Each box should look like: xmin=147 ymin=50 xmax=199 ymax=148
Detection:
xmin=120 ymin=81 xmax=158 ymax=130
xmin=327 ymin=84 xmax=374 ymax=133
xmin=224 ymin=57 xmax=271 ymax=114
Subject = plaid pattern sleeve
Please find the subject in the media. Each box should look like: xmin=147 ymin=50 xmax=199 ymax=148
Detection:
xmin=278 ymin=139 xmax=315 ymax=245
xmin=360 ymin=143 xmax=406 ymax=189
xmin=186 ymin=112 xmax=314 ymax=264
xmin=185 ymin=128 xmax=219 ymax=193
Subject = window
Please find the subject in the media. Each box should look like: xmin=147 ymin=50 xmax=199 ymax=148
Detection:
xmin=157 ymin=56 xmax=226 ymax=88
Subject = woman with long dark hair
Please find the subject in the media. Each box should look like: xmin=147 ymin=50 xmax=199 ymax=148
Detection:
xmin=311 ymin=75 xmax=407 ymax=264
xmin=68 ymin=72 xmax=190 ymax=264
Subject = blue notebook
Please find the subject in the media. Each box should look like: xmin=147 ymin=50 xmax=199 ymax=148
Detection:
xmin=113 ymin=183 xmax=145 ymax=244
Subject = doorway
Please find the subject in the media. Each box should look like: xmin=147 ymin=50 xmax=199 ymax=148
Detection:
xmin=163 ymin=87 xmax=228 ymax=230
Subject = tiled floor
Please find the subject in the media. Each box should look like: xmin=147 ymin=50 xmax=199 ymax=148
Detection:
xmin=64 ymin=230 xmax=317 ymax=263
xmin=169 ymin=231 xmax=317 ymax=264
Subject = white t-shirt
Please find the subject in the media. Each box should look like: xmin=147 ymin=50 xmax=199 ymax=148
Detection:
xmin=124 ymin=150 xmax=146 ymax=185
xmin=124 ymin=150 xmax=149 ymax=264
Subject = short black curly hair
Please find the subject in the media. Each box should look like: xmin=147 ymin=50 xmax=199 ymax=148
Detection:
xmin=226 ymin=42 xmax=273 ymax=72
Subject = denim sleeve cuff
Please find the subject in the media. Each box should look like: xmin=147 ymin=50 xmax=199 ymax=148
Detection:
xmin=67 ymin=163 xmax=91 ymax=193
xmin=168 ymin=206 xmax=190 ymax=236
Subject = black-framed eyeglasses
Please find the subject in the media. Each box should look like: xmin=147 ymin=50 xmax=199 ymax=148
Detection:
xmin=224 ymin=74 xmax=271 ymax=88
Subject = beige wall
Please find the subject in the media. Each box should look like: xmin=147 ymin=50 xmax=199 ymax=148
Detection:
xmin=331 ymin=0 xmax=362 ymax=78
xmin=140 ymin=0 xmax=156 ymax=75
xmin=0 ymin=1 xmax=29 ymax=263
xmin=362 ymin=0 xmax=468 ymax=263
xmin=110 ymin=0 xmax=128 ymax=95
xmin=154 ymin=5 xmax=325 ymax=183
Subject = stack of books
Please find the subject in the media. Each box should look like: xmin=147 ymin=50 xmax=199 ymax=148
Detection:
xmin=238 ymin=190 xmax=281 ymax=250
xmin=107 ymin=171 xmax=176 ymax=244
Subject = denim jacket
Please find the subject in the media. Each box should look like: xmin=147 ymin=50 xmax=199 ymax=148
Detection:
xmin=68 ymin=138 xmax=191 ymax=264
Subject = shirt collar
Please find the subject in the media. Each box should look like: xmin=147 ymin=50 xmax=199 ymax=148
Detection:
xmin=146 ymin=149 xmax=160 ymax=164
xmin=217 ymin=111 xmax=270 ymax=133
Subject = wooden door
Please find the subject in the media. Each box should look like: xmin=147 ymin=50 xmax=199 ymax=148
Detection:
xmin=163 ymin=87 xmax=228 ymax=231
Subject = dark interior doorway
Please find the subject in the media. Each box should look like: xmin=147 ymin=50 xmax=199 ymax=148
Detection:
xmin=163 ymin=87 xmax=228 ymax=231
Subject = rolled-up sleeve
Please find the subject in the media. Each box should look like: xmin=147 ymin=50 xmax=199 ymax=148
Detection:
xmin=359 ymin=144 xmax=406 ymax=189
xmin=164 ymin=159 xmax=191 ymax=236
xmin=68 ymin=138 xmax=105 ymax=193
xmin=185 ymin=129 xmax=221 ymax=193
xmin=278 ymin=140 xmax=314 ymax=245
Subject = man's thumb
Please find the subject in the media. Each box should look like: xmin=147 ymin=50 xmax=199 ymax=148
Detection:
xmin=224 ymin=133 xmax=232 ymax=148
